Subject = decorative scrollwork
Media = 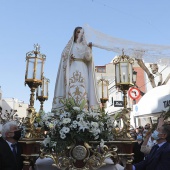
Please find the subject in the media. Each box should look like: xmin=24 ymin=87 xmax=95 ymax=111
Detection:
xmin=40 ymin=141 xmax=117 ymax=170
xmin=112 ymin=109 xmax=133 ymax=140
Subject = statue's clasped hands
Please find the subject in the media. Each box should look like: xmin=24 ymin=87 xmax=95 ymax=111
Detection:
xmin=70 ymin=54 xmax=75 ymax=61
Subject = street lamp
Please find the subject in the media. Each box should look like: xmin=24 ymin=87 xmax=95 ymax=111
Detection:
xmin=113 ymin=52 xmax=135 ymax=170
xmin=24 ymin=43 xmax=46 ymax=138
xmin=25 ymin=44 xmax=46 ymax=108
xmin=20 ymin=44 xmax=46 ymax=170
xmin=113 ymin=52 xmax=134 ymax=108
xmin=36 ymin=76 xmax=50 ymax=111
xmin=98 ymin=75 xmax=109 ymax=112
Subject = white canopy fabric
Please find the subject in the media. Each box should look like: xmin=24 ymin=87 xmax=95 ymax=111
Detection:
xmin=83 ymin=24 xmax=170 ymax=65
xmin=133 ymin=85 xmax=170 ymax=117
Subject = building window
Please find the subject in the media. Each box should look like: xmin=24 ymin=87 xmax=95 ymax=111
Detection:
xmin=95 ymin=66 xmax=106 ymax=73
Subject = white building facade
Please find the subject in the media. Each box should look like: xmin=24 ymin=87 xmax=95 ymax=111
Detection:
xmin=95 ymin=57 xmax=168 ymax=128
xmin=0 ymin=87 xmax=28 ymax=119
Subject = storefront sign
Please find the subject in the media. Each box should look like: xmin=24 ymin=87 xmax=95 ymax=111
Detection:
xmin=114 ymin=101 xmax=123 ymax=107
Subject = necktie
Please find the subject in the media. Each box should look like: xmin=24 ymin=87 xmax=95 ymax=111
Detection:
xmin=150 ymin=144 xmax=159 ymax=158
xmin=11 ymin=143 xmax=17 ymax=157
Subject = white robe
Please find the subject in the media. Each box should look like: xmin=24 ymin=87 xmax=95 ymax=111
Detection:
xmin=52 ymin=29 xmax=100 ymax=113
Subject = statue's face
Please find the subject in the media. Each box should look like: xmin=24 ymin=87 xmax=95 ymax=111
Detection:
xmin=75 ymin=28 xmax=81 ymax=41
xmin=75 ymin=28 xmax=84 ymax=43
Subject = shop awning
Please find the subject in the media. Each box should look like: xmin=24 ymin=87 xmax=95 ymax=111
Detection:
xmin=133 ymin=85 xmax=170 ymax=117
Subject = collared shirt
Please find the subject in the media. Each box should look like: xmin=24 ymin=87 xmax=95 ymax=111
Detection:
xmin=6 ymin=140 xmax=17 ymax=152
xmin=157 ymin=141 xmax=166 ymax=148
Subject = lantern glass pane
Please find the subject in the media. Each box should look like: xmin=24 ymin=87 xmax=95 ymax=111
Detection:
xmin=129 ymin=64 xmax=133 ymax=83
xmin=98 ymin=81 xmax=108 ymax=99
xmin=27 ymin=59 xmax=35 ymax=79
xmin=115 ymin=64 xmax=120 ymax=84
xmin=44 ymin=80 xmax=48 ymax=97
xmin=98 ymin=83 xmax=102 ymax=99
xmin=37 ymin=85 xmax=43 ymax=96
xmin=120 ymin=62 xmax=128 ymax=83
xmin=103 ymin=82 xmax=108 ymax=99
xmin=133 ymin=71 xmax=137 ymax=83
xmin=36 ymin=60 xmax=43 ymax=80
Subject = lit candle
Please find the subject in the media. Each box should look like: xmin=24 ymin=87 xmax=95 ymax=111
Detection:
xmin=123 ymin=72 xmax=125 ymax=81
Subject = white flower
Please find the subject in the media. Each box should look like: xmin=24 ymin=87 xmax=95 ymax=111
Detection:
xmin=61 ymin=127 xmax=70 ymax=133
xmin=59 ymin=129 xmax=64 ymax=135
xmin=73 ymin=120 xmax=78 ymax=125
xmin=78 ymin=120 xmax=89 ymax=132
xmin=91 ymin=122 xmax=99 ymax=128
xmin=45 ymin=121 xmax=49 ymax=126
xmin=100 ymin=139 xmax=105 ymax=148
xmin=60 ymin=133 xmax=66 ymax=139
xmin=62 ymin=112 xmax=71 ymax=118
xmin=73 ymin=107 xmax=80 ymax=111
xmin=47 ymin=112 xmax=54 ymax=117
xmin=42 ymin=135 xmax=51 ymax=147
xmin=39 ymin=121 xmax=44 ymax=127
xmin=53 ymin=120 xmax=59 ymax=126
xmin=94 ymin=135 xmax=99 ymax=140
xmin=62 ymin=118 xmax=71 ymax=124
xmin=49 ymin=123 xmax=54 ymax=128
xmin=71 ymin=120 xmax=78 ymax=128
xmin=72 ymin=124 xmax=77 ymax=128
xmin=51 ymin=142 xmax=57 ymax=147
xmin=90 ymin=128 xmax=100 ymax=135
xmin=76 ymin=113 xmax=85 ymax=120
xmin=90 ymin=112 xmax=100 ymax=118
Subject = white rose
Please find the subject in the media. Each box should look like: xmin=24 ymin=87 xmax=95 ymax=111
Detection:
xmin=73 ymin=107 xmax=80 ymax=111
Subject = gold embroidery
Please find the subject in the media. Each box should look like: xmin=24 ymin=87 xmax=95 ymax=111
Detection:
xmin=69 ymin=70 xmax=88 ymax=107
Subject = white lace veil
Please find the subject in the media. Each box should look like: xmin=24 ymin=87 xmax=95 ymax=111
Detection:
xmin=83 ymin=24 xmax=170 ymax=65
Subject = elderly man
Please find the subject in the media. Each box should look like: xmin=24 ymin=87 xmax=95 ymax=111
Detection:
xmin=0 ymin=121 xmax=23 ymax=170
xmin=132 ymin=124 xmax=170 ymax=170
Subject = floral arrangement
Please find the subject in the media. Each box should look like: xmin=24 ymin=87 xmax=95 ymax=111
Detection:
xmin=40 ymin=98 xmax=116 ymax=153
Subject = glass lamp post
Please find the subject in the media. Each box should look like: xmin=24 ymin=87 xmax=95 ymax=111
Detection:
xmin=36 ymin=77 xmax=50 ymax=111
xmin=20 ymin=44 xmax=46 ymax=170
xmin=98 ymin=75 xmax=109 ymax=112
xmin=113 ymin=52 xmax=134 ymax=108
xmin=25 ymin=44 xmax=46 ymax=108
xmin=24 ymin=43 xmax=46 ymax=139
xmin=113 ymin=52 xmax=135 ymax=170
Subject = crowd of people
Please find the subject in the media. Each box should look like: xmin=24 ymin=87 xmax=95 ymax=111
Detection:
xmin=129 ymin=118 xmax=170 ymax=170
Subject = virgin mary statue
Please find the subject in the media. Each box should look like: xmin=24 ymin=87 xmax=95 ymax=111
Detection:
xmin=52 ymin=26 xmax=100 ymax=113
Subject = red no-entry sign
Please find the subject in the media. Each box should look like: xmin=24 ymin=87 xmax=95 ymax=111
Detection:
xmin=128 ymin=87 xmax=141 ymax=100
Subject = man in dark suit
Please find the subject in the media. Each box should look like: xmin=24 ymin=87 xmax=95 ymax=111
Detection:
xmin=132 ymin=124 xmax=170 ymax=170
xmin=0 ymin=121 xmax=23 ymax=170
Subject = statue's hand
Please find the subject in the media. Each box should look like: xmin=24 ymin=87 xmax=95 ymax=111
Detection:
xmin=88 ymin=42 xmax=92 ymax=48
xmin=70 ymin=54 xmax=75 ymax=61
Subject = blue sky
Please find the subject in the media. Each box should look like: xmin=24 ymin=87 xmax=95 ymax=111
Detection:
xmin=1 ymin=0 xmax=170 ymax=112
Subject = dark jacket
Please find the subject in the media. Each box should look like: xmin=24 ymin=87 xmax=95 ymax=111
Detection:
xmin=0 ymin=137 xmax=23 ymax=170
xmin=134 ymin=142 xmax=170 ymax=170
xmin=133 ymin=141 xmax=144 ymax=164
